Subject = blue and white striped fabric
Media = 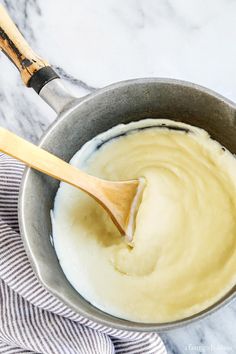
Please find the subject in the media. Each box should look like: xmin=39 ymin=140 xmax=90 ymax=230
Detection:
xmin=0 ymin=154 xmax=167 ymax=354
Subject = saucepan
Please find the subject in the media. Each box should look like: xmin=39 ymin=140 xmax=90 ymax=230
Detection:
xmin=0 ymin=5 xmax=236 ymax=331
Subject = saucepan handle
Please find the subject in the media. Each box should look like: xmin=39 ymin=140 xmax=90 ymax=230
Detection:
xmin=0 ymin=4 xmax=76 ymax=113
xmin=0 ymin=4 xmax=58 ymax=91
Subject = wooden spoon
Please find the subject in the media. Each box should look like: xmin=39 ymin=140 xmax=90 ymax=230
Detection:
xmin=0 ymin=128 xmax=144 ymax=241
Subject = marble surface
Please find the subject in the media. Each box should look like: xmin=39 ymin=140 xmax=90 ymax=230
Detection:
xmin=0 ymin=0 xmax=236 ymax=353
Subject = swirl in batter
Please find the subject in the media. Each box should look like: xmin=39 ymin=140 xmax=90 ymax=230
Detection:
xmin=52 ymin=119 xmax=236 ymax=323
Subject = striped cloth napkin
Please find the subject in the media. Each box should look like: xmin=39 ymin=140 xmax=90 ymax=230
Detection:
xmin=0 ymin=153 xmax=166 ymax=354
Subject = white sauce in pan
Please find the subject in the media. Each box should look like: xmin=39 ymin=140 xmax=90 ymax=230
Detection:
xmin=51 ymin=119 xmax=236 ymax=323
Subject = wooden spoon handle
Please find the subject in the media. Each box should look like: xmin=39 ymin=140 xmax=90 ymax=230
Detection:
xmin=0 ymin=128 xmax=105 ymax=200
xmin=0 ymin=4 xmax=58 ymax=91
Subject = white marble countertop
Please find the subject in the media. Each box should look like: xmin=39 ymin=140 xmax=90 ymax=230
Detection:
xmin=0 ymin=0 xmax=236 ymax=353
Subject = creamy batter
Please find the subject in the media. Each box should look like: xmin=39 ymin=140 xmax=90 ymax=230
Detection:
xmin=52 ymin=119 xmax=236 ymax=323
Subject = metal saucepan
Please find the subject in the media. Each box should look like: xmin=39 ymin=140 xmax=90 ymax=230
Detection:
xmin=0 ymin=5 xmax=236 ymax=331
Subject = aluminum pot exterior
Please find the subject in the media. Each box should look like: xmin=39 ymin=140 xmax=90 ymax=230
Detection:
xmin=19 ymin=78 xmax=236 ymax=332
